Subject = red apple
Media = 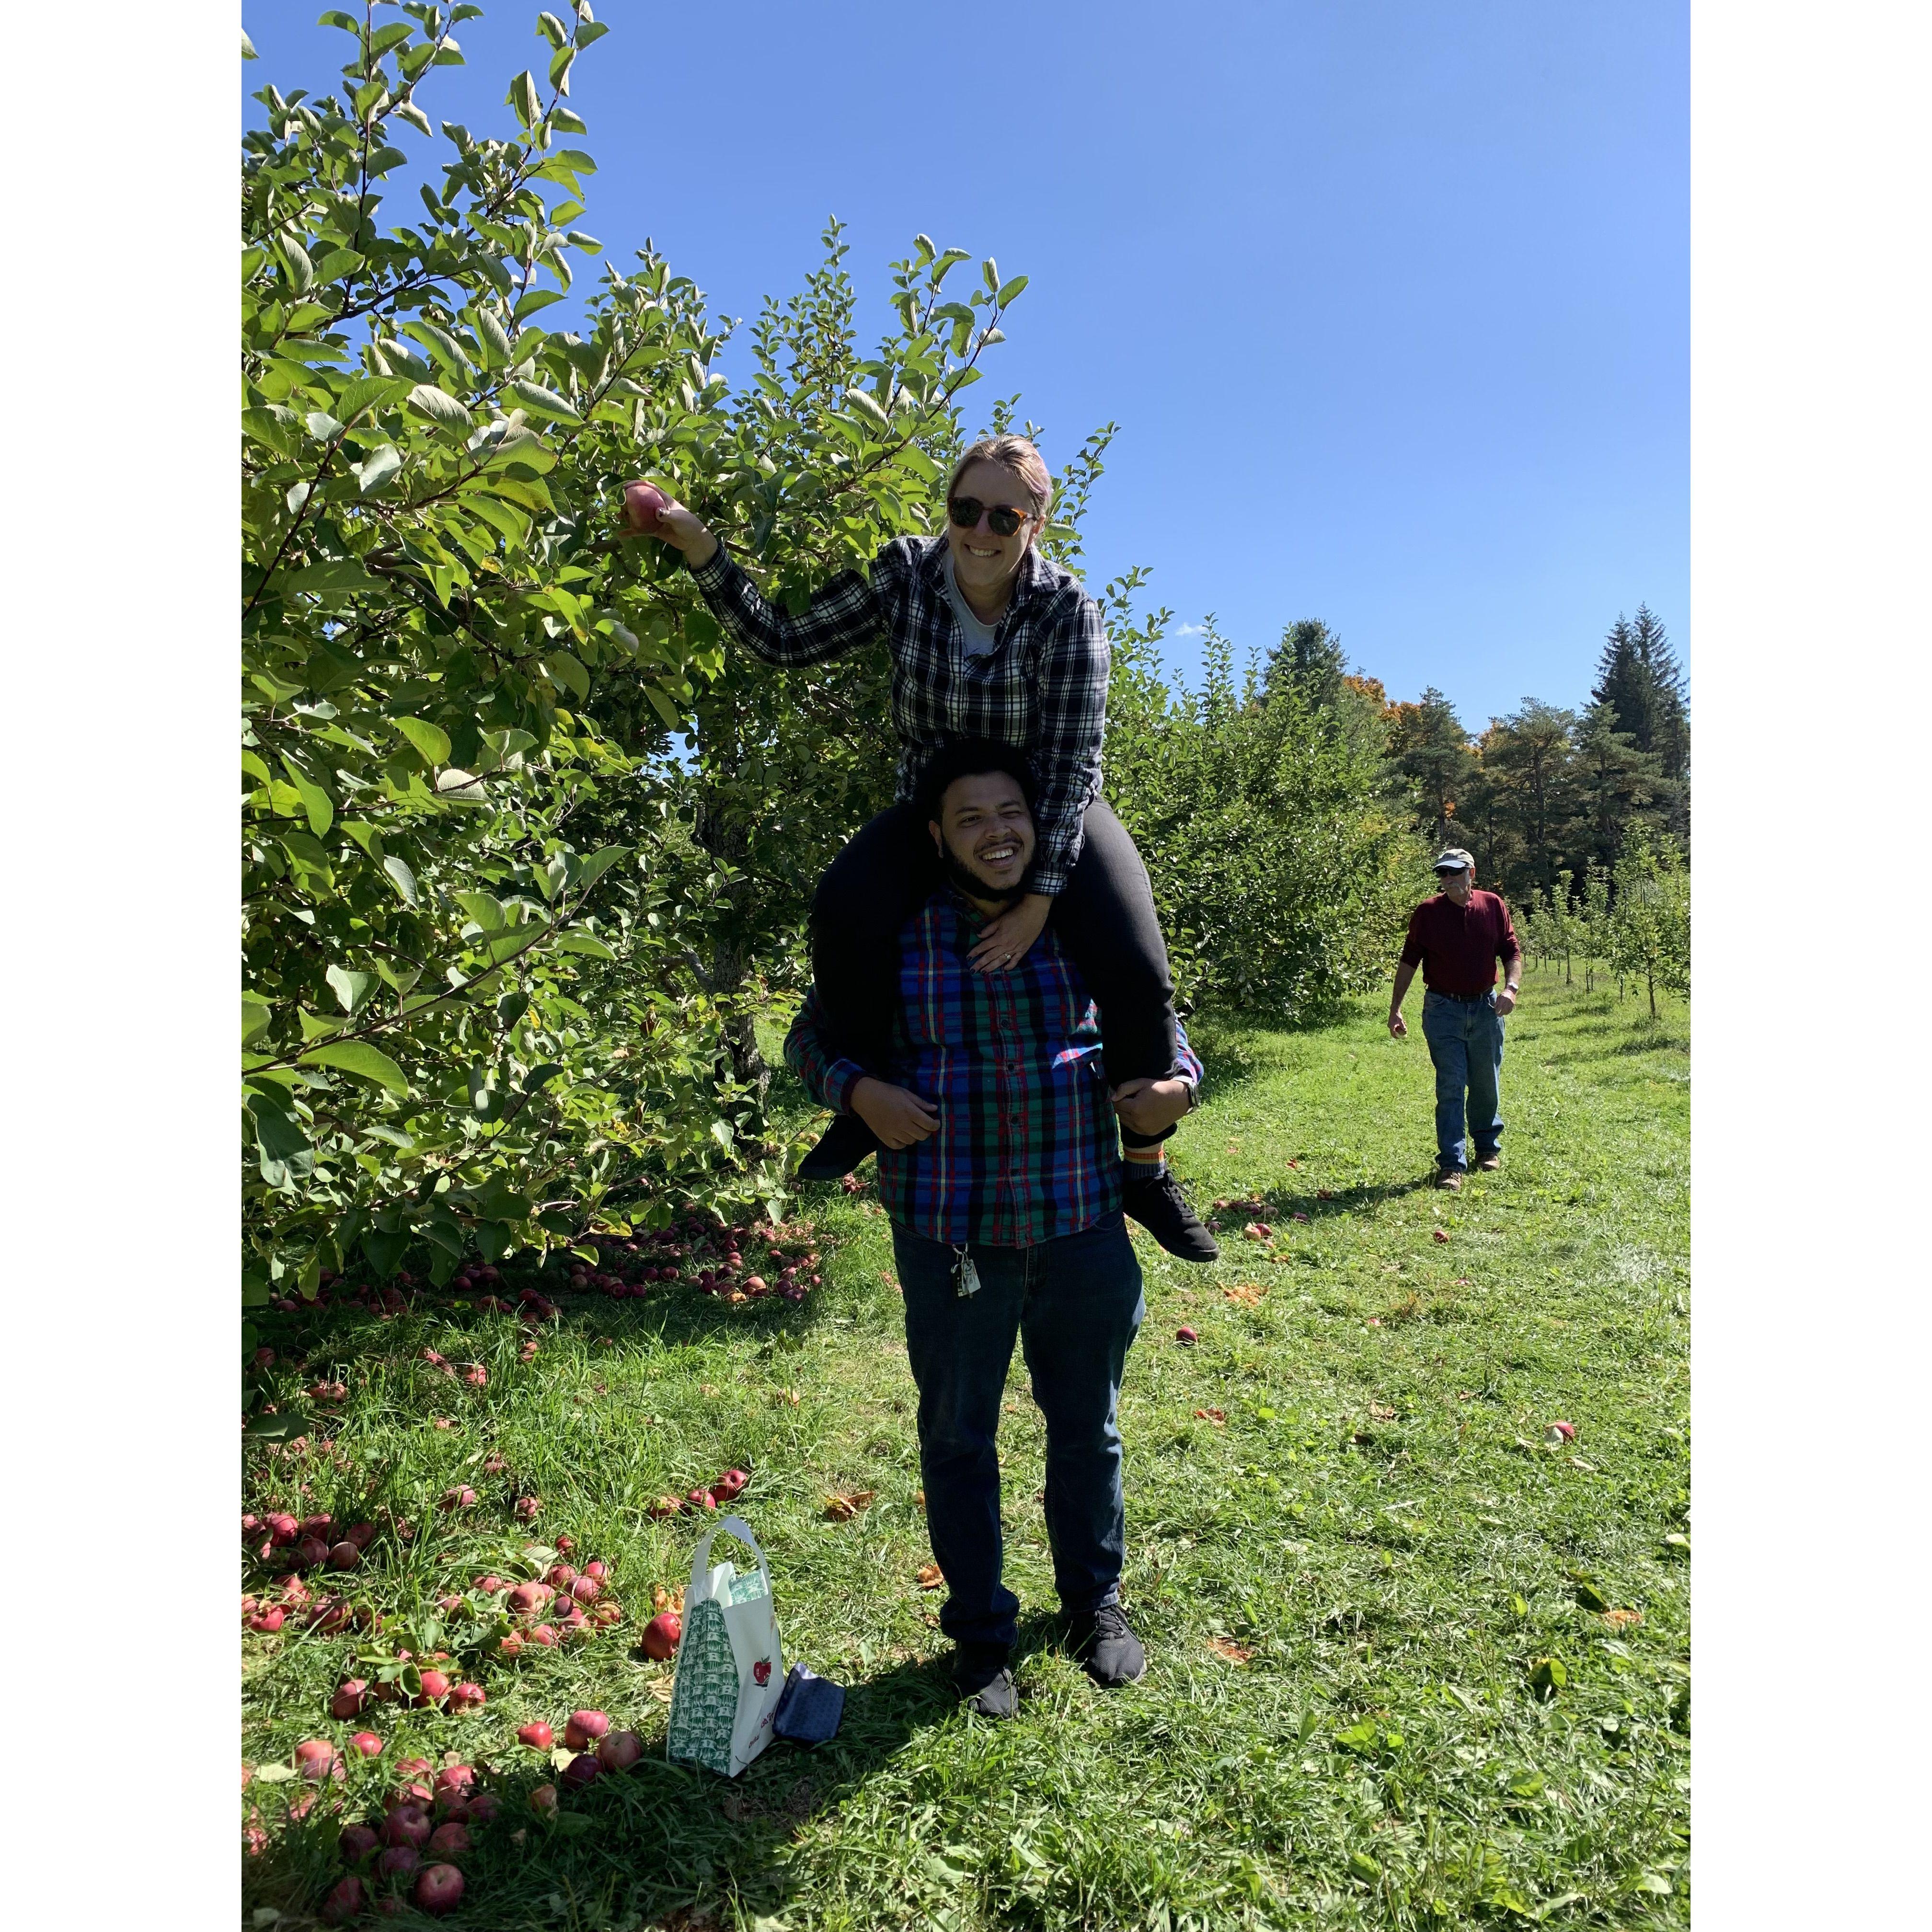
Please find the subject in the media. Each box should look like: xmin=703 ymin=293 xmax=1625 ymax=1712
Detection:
xmin=328 ymin=1541 xmax=361 ymax=1571
xmin=516 ymin=1722 xmax=553 ymax=1751
xmin=376 ymin=1846 xmax=421 ymax=1881
xmin=381 ymin=1805 xmax=432 ymax=1851
xmin=465 ymin=1791 xmax=502 ymax=1825
xmin=322 ymin=1875 xmax=367 ymax=1923
xmin=339 ymin=1823 xmax=380 ymax=1862
xmin=621 ymin=480 xmax=668 ymax=534
xmin=331 ymin=1679 xmax=368 ymax=1720
xmin=563 ymin=1709 xmax=610 ymax=1751
xmin=1176 ymin=1326 xmax=1199 ymax=1345
xmin=414 ymin=1863 xmax=465 ymax=1916
xmin=426 ymin=1822 xmax=471 ymax=1857
xmin=529 ymin=1783 xmax=558 ymax=1815
xmin=561 ymin=1752 xmax=602 ymax=1789
xmin=349 ymin=1731 xmax=384 ymax=1759
xmin=295 ymin=1739 xmax=341 ymax=1782
xmin=641 ymin=1610 xmax=681 ymax=1661
xmin=415 ymin=1669 xmax=451 ymax=1706
xmin=596 ymin=1729 xmax=644 ymax=1773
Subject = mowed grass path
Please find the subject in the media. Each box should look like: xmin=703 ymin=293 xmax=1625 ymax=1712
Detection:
xmin=241 ymin=968 xmax=1688 ymax=1930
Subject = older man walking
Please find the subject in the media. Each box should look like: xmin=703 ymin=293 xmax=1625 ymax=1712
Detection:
xmin=1388 ymin=847 xmax=1522 ymax=1190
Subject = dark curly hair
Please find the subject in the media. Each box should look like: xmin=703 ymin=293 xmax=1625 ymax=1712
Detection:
xmin=915 ymin=739 xmax=1038 ymax=827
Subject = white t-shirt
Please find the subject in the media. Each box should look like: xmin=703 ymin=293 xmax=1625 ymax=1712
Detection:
xmin=941 ymin=547 xmax=1001 ymax=659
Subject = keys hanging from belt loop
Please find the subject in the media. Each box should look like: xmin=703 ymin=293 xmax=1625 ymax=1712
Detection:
xmin=951 ymin=1242 xmax=981 ymax=1299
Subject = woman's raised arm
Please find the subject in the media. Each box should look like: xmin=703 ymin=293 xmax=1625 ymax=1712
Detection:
xmin=621 ymin=484 xmax=884 ymax=669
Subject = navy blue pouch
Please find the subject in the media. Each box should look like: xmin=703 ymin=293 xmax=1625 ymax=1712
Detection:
xmin=771 ymin=1664 xmax=845 ymax=1744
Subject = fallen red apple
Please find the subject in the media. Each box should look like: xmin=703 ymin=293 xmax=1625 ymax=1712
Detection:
xmin=516 ymin=1722 xmax=553 ymax=1751
xmin=265 ymin=1512 xmax=299 ymax=1545
xmin=554 ymin=1533 xmax=575 ymax=1553
xmin=641 ymin=1610 xmax=681 ymax=1661
xmin=322 ymin=1875 xmax=366 ymax=1923
xmin=465 ymin=1790 xmax=502 ymax=1825
xmin=376 ymin=1845 xmax=421 ymax=1881
xmin=563 ymin=1709 xmax=610 ymax=1751
xmin=346 ymin=1522 xmax=377 ymax=1550
xmin=416 ymin=1669 xmax=451 ymax=1705
xmin=562 ymin=1752 xmax=602 ymax=1788
xmin=433 ymin=1765 xmax=475 ymax=1802
xmin=382 ymin=1805 xmax=432 ymax=1850
xmin=1176 ymin=1326 xmax=1199 ymax=1345
xmin=248 ymin=1607 xmax=286 ymax=1634
xmin=582 ymin=1560 xmax=610 ymax=1582
xmin=529 ymin=1783 xmax=558 ymax=1815
xmin=544 ymin=1564 xmax=578 ymax=1589
xmin=570 ymin=1576 xmax=601 ymax=1604
xmin=446 ymin=1682 xmax=486 ymax=1712
xmin=327 ymin=1541 xmax=361 ymax=1571
xmin=339 ymin=1823 xmax=380 ymax=1862
xmin=597 ymin=1729 xmax=644 ymax=1773
xmin=686 ymin=1487 xmax=718 ymax=1512
xmin=295 ymin=1739 xmax=341 ymax=1781
xmin=296 ymin=1536 xmax=332 ymax=1568
xmin=506 ymin=1580 xmax=555 ymax=1617
xmin=426 ymin=1821 xmax=471 ymax=1857
xmin=414 ymin=1863 xmax=465 ymax=1917
xmin=349 ymin=1731 xmax=383 ymax=1758
xmin=713 ymin=1468 xmax=749 ymax=1500
xmin=1545 ymin=1420 xmax=1577 ymax=1443
xmin=331 ymin=1679 xmax=368 ymax=1721
xmin=527 ymin=1623 xmax=558 ymax=1647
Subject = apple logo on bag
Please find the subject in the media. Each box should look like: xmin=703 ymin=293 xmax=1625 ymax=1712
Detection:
xmin=753 ymin=1659 xmax=771 ymax=1686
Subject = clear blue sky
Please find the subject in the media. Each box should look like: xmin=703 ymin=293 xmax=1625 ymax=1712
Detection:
xmin=243 ymin=0 xmax=1687 ymax=729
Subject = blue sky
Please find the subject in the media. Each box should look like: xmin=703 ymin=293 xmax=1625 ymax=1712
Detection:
xmin=243 ymin=0 xmax=1687 ymax=729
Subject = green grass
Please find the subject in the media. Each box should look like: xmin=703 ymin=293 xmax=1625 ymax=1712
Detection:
xmin=241 ymin=967 xmax=1688 ymax=1930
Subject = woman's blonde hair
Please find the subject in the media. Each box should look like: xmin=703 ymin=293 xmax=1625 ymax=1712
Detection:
xmin=947 ymin=434 xmax=1054 ymax=523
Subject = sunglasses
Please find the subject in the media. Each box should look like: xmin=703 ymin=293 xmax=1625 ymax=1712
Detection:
xmin=948 ymin=497 xmax=1035 ymax=538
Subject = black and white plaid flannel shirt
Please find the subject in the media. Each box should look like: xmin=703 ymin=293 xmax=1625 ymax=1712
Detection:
xmin=687 ymin=535 xmax=1108 ymax=894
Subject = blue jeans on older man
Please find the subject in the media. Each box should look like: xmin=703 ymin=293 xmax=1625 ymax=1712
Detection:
xmin=891 ymin=1212 xmax=1145 ymax=1651
xmin=1420 ymin=988 xmax=1505 ymax=1173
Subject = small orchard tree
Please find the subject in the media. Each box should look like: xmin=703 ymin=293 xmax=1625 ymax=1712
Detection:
xmin=1606 ymin=824 xmax=1690 ymax=1019
xmin=242 ymin=1 xmax=1036 ymax=1302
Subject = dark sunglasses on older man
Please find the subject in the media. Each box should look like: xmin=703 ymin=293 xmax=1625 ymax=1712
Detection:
xmin=948 ymin=497 xmax=1034 ymax=537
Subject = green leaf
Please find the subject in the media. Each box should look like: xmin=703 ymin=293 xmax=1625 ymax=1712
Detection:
xmin=512 ymin=288 xmax=566 ymax=322
xmin=508 ymin=379 xmax=579 ymax=422
xmin=326 ymin=965 xmax=377 ymax=1015
xmin=298 ymin=1039 xmax=410 ymax=1096
xmin=393 ymin=717 xmax=451 ymax=767
xmin=522 ymin=1062 xmax=566 ymax=1093
xmin=278 ymin=755 xmax=334 ymax=837
xmin=994 ymin=275 xmax=1029 ymax=306
xmin=541 ymin=651 xmax=589 ymax=700
xmin=453 ymin=889 xmax=507 ymax=931
xmin=382 ymin=854 xmax=419 ymax=906
xmin=242 ymin=995 xmax=273 ymax=1046
xmin=552 ymin=930 xmax=614 ymax=960
xmin=507 ymin=69 xmax=541 ymax=125
xmin=1347 ymin=1852 xmax=1380 ymax=1885
xmin=245 ymin=1409 xmax=313 ymax=1442
xmin=570 ymin=845 xmax=629 ymax=892
xmin=355 ymin=443 xmax=403 ymax=494
xmin=408 ymin=383 xmax=472 ymax=431
xmin=536 ymin=10 xmax=570 ymax=48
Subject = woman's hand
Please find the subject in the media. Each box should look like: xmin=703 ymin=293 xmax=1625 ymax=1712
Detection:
xmin=618 ymin=483 xmax=718 ymax=568
xmin=968 ymin=892 xmax=1052 ymax=973
xmin=1111 ymin=1076 xmax=1193 ymax=1138
xmin=849 ymin=1078 xmax=940 ymax=1150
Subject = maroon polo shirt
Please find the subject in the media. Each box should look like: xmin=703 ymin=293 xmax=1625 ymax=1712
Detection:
xmin=1400 ymin=888 xmax=1521 ymax=996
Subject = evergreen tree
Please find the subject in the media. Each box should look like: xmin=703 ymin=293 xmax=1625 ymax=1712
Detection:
xmin=1479 ymin=699 xmax=1580 ymax=898
xmin=1384 ymin=687 xmax=1475 ymax=847
xmin=1263 ymin=618 xmax=1348 ymax=710
xmin=1573 ymin=701 xmax=1670 ymax=874
xmin=1630 ymin=603 xmax=1690 ymax=786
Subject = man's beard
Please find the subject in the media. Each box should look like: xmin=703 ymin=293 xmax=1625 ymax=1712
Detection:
xmin=938 ymin=839 xmax=1031 ymax=909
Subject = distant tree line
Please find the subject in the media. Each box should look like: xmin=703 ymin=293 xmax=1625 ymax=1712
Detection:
xmin=1380 ymin=604 xmax=1689 ymax=902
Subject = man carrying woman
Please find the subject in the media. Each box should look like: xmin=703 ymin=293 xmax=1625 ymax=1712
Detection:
xmin=624 ymin=434 xmax=1216 ymax=1263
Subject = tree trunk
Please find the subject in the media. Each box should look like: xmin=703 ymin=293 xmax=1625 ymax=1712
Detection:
xmin=1647 ymin=964 xmax=1657 ymax=1020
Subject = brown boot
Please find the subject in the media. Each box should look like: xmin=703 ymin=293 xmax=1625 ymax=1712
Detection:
xmin=1435 ymin=1166 xmax=1464 ymax=1191
xmin=1475 ymin=1152 xmax=1502 ymax=1172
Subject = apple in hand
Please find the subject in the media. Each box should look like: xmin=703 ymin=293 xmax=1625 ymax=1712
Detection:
xmin=621 ymin=480 xmax=668 ymax=534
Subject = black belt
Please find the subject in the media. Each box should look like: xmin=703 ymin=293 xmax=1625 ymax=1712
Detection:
xmin=1427 ymin=988 xmax=1494 ymax=1002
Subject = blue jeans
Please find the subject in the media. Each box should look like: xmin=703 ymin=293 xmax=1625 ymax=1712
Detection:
xmin=1420 ymin=989 xmax=1505 ymax=1172
xmin=891 ymin=1213 xmax=1146 ymax=1649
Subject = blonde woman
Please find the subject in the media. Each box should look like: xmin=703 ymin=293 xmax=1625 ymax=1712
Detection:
xmin=624 ymin=435 xmax=1214 ymax=1261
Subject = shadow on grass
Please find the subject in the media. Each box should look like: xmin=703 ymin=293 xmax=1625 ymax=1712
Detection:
xmin=1204 ymin=1176 xmax=1435 ymax=1230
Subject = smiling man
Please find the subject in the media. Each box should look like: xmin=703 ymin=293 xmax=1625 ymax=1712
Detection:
xmin=785 ymin=741 xmax=1203 ymax=1717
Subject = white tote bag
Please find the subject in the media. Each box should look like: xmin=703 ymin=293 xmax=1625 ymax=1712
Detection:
xmin=665 ymin=1516 xmax=785 ymax=1777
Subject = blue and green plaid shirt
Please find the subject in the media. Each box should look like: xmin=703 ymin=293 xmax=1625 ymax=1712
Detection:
xmin=689 ymin=536 xmax=1108 ymax=896
xmin=784 ymin=890 xmax=1202 ymax=1248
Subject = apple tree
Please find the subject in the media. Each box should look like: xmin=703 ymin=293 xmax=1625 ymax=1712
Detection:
xmin=241 ymin=0 xmax=1036 ymax=1299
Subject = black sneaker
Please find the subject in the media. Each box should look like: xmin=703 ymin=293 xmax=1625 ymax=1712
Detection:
xmin=1123 ymin=1168 xmax=1219 ymax=1263
xmin=796 ymin=1112 xmax=882 ymax=1182
xmin=952 ymin=1641 xmax=1017 ymax=1718
xmin=1065 ymin=1603 xmax=1146 ymax=1686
